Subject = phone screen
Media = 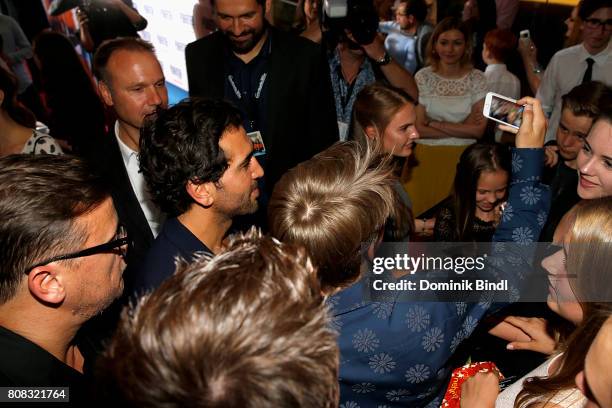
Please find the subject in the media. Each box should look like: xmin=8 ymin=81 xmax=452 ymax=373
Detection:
xmin=489 ymin=95 xmax=524 ymax=129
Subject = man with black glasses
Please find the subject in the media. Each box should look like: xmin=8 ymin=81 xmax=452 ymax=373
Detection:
xmin=0 ymin=155 xmax=127 ymax=403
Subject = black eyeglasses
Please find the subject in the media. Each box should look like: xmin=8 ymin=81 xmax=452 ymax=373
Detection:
xmin=583 ymin=18 xmax=612 ymax=31
xmin=25 ymin=225 xmax=130 ymax=274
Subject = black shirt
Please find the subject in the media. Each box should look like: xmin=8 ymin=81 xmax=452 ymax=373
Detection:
xmin=224 ymin=31 xmax=271 ymax=137
xmin=540 ymin=161 xmax=580 ymax=242
xmin=132 ymin=217 xmax=213 ymax=295
xmin=0 ymin=325 xmax=89 ymax=406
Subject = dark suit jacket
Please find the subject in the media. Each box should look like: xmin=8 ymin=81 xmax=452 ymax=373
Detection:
xmin=83 ymin=129 xmax=154 ymax=293
xmin=185 ymin=27 xmax=338 ymax=191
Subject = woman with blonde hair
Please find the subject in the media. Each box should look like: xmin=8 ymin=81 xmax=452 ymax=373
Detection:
xmin=352 ymin=83 xmax=432 ymax=237
xmin=460 ymin=197 xmax=612 ymax=408
xmin=402 ymin=16 xmax=488 ymax=216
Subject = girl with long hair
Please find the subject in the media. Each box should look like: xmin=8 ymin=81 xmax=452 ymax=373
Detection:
xmin=434 ymin=143 xmax=511 ymax=242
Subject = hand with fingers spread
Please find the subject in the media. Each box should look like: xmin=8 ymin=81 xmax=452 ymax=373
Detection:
xmin=498 ymin=97 xmax=547 ymax=149
xmin=502 ymin=316 xmax=557 ymax=355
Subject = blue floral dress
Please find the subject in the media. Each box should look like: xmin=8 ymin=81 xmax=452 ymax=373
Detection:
xmin=329 ymin=148 xmax=550 ymax=408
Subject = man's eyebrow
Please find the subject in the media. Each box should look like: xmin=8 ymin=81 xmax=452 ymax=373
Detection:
xmin=240 ymin=149 xmax=255 ymax=168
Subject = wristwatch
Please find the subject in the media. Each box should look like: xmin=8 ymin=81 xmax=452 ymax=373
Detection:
xmin=373 ymin=51 xmax=392 ymax=67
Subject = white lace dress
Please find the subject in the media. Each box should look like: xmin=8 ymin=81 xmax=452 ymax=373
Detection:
xmin=415 ymin=67 xmax=487 ymax=146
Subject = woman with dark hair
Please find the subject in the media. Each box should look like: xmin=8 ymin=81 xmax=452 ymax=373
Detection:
xmin=0 ymin=65 xmax=62 ymax=156
xmin=434 ymin=143 xmax=511 ymax=242
xmin=403 ymin=16 xmax=488 ymax=217
xmin=33 ymin=31 xmax=106 ymax=155
xmin=460 ymin=198 xmax=612 ymax=408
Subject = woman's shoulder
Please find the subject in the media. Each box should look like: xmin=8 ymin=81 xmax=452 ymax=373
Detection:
xmin=415 ymin=66 xmax=434 ymax=82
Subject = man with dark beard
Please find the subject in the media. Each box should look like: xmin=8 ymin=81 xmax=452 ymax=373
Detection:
xmin=185 ymin=0 xmax=338 ymax=206
xmin=131 ymin=98 xmax=264 ymax=294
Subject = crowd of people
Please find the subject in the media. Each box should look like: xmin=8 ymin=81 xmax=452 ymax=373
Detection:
xmin=0 ymin=0 xmax=611 ymax=407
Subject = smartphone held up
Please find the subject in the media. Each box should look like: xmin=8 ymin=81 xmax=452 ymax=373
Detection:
xmin=483 ymin=92 xmax=525 ymax=130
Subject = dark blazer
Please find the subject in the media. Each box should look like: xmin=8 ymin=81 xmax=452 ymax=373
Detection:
xmin=185 ymin=27 xmax=339 ymax=191
xmin=83 ymin=129 xmax=154 ymax=292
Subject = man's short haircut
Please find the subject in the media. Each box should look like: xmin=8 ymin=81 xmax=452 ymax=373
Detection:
xmin=269 ymin=141 xmax=397 ymax=292
xmin=93 ymin=37 xmax=155 ymax=83
xmin=0 ymin=155 xmax=111 ymax=304
xmin=400 ymin=0 xmax=428 ymax=23
xmin=562 ymin=81 xmax=612 ymax=120
xmin=139 ymin=97 xmax=243 ymax=217
xmin=484 ymin=29 xmax=517 ymax=62
xmin=578 ymin=0 xmax=611 ymax=20
xmin=99 ymin=228 xmax=339 ymax=408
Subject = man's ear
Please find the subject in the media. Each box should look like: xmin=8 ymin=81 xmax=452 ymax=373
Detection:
xmin=186 ymin=180 xmax=215 ymax=207
xmin=0 ymin=89 xmax=4 ymax=106
xmin=28 ymin=265 xmax=66 ymax=305
xmin=264 ymin=0 xmax=272 ymax=21
xmin=98 ymin=81 xmax=114 ymax=107
xmin=365 ymin=125 xmax=378 ymax=140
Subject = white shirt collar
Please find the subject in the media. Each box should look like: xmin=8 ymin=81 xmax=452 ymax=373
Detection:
xmin=114 ymin=121 xmax=138 ymax=166
xmin=485 ymin=63 xmax=508 ymax=73
xmin=580 ymin=39 xmax=612 ymax=63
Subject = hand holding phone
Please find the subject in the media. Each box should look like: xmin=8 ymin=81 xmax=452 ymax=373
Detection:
xmin=510 ymin=97 xmax=547 ymax=149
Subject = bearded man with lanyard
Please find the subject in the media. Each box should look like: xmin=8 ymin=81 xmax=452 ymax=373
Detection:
xmin=186 ymin=0 xmax=338 ymax=230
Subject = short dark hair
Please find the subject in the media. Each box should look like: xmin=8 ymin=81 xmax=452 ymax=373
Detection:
xmin=484 ymin=29 xmax=517 ymax=62
xmin=139 ymin=98 xmax=243 ymax=217
xmin=578 ymin=0 xmax=611 ymax=20
xmin=93 ymin=37 xmax=155 ymax=83
xmin=0 ymin=155 xmax=111 ymax=303
xmin=99 ymin=228 xmax=339 ymax=408
xmin=400 ymin=0 xmax=428 ymax=23
xmin=562 ymin=81 xmax=612 ymax=119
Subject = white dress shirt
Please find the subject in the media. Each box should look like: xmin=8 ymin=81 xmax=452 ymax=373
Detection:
xmin=484 ymin=64 xmax=521 ymax=100
xmin=537 ymin=41 xmax=612 ymax=142
xmin=115 ymin=122 xmax=165 ymax=237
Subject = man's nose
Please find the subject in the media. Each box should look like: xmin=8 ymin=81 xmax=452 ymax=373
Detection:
xmin=252 ymin=157 xmax=264 ymax=179
xmin=232 ymin=19 xmax=244 ymax=36
xmin=146 ymin=87 xmax=162 ymax=106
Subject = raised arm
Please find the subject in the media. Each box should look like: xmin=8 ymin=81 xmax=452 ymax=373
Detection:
xmin=359 ymin=33 xmax=419 ymax=101
xmin=112 ymin=0 xmax=148 ymax=30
